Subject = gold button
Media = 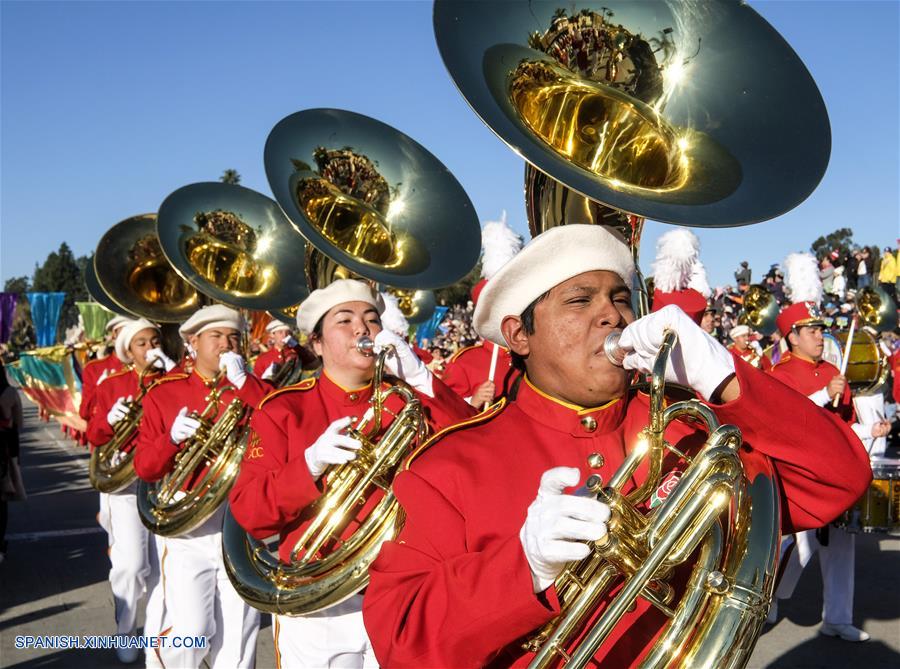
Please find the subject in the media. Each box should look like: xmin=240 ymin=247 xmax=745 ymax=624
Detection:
xmin=587 ymin=453 xmax=604 ymax=468
xmin=581 ymin=416 xmax=598 ymax=433
xmin=348 ymin=393 xmax=359 ymax=402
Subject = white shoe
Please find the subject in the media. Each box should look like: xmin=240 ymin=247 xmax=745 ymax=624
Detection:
xmin=115 ymin=636 xmax=140 ymax=664
xmin=819 ymin=622 xmax=870 ymax=642
xmin=765 ymin=599 xmax=778 ymax=625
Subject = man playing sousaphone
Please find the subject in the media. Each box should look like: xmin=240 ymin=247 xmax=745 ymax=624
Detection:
xmin=134 ymin=304 xmax=267 ymax=669
xmin=362 ymin=225 xmax=872 ymax=667
xmin=86 ymin=318 xmax=174 ymax=664
xmin=229 ymin=279 xmax=474 ymax=668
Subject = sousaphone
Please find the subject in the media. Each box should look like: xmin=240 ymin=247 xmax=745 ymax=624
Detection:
xmin=433 ymin=1 xmax=831 ymax=667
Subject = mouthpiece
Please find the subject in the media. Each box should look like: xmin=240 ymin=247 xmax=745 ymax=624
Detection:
xmin=356 ymin=337 xmax=375 ymax=354
xmin=603 ymin=332 xmax=626 ymax=367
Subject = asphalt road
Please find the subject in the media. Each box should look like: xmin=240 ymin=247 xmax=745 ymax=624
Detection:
xmin=1 ymin=395 xmax=898 ymax=668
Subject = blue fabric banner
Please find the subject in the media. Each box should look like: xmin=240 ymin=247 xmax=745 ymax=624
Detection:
xmin=416 ymin=305 xmax=449 ymax=347
xmin=27 ymin=291 xmax=67 ymax=347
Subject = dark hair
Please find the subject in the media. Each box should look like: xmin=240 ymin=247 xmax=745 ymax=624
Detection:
xmin=509 ymin=291 xmax=549 ymax=373
xmin=312 ymin=315 xmax=325 ymax=340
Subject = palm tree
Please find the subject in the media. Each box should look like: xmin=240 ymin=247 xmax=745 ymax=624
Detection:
xmin=220 ymin=169 xmax=241 ymax=185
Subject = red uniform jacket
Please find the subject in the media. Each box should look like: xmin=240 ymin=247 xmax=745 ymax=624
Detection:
xmin=768 ymin=353 xmax=854 ymax=424
xmin=134 ymin=368 xmax=270 ymax=482
xmin=229 ymin=371 xmax=475 ymax=563
xmin=86 ymin=366 xmax=162 ymax=451
xmin=727 ymin=344 xmax=762 ymax=368
xmin=441 ymin=341 xmax=518 ymax=401
xmin=363 ymin=359 xmax=871 ymax=668
xmin=79 ymin=355 xmax=123 ymax=421
xmin=252 ymin=343 xmax=317 ymax=378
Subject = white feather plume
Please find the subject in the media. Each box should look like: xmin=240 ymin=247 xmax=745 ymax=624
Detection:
xmin=652 ymin=228 xmax=700 ymax=292
xmin=379 ymin=292 xmax=409 ymax=336
xmin=481 ymin=211 xmax=523 ymax=280
xmin=688 ymin=260 xmax=712 ymax=298
xmin=783 ymin=252 xmax=822 ymax=304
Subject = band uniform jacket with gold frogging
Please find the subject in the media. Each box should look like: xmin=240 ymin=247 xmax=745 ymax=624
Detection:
xmin=362 ymin=358 xmax=872 ymax=668
xmin=441 ymin=340 xmax=518 ymax=401
xmin=228 ymin=370 xmax=475 ymax=564
xmin=133 ymin=369 xmax=270 ymax=483
xmin=86 ymin=366 xmax=162 ymax=451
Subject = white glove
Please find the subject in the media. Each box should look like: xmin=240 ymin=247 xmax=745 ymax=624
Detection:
xmin=304 ymin=416 xmax=363 ymax=479
xmin=373 ymin=330 xmax=434 ymax=397
xmin=219 ymin=351 xmax=247 ymax=389
xmin=520 ymin=467 xmax=611 ymax=593
xmin=170 ymin=407 xmax=201 ymax=445
xmin=106 ymin=396 xmax=131 ymax=426
xmin=146 ymin=347 xmax=176 ymax=372
xmin=618 ymin=305 xmax=736 ymax=402
xmin=261 ymin=362 xmax=277 ymax=380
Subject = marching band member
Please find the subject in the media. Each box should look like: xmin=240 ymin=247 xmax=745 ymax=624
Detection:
xmin=79 ymin=315 xmax=132 ymax=425
xmin=134 ymin=305 xmax=266 ymax=669
xmin=766 ymin=255 xmax=890 ymax=640
xmin=87 ymin=319 xmax=173 ymax=664
xmin=363 ymin=225 xmax=871 ymax=667
xmin=727 ymin=324 xmax=763 ymax=367
xmin=443 ymin=213 xmax=522 ymax=406
xmin=229 ymin=279 xmax=474 ymax=669
xmin=253 ymin=319 xmax=316 ymax=381
xmin=649 ymin=227 xmax=712 ymax=325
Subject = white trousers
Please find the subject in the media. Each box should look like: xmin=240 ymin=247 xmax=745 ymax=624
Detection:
xmin=274 ymin=595 xmax=377 ymax=668
xmin=157 ymin=507 xmax=260 ymax=669
xmin=776 ymin=526 xmax=856 ymax=625
xmin=101 ymin=489 xmax=161 ymax=636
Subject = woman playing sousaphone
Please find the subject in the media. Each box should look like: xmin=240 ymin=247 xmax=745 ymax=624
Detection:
xmin=228 ymin=279 xmax=474 ymax=668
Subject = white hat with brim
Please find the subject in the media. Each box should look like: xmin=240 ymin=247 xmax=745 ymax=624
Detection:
xmin=729 ymin=324 xmax=751 ymax=340
xmin=266 ymin=319 xmax=292 ymax=333
xmin=473 ymin=224 xmax=636 ymax=346
xmin=295 ymin=279 xmax=385 ymax=334
xmin=115 ymin=318 xmax=159 ymax=363
xmin=178 ymin=305 xmax=245 ymax=340
xmin=106 ymin=315 xmax=133 ymax=333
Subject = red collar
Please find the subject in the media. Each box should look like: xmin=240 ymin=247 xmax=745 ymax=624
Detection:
xmin=319 ymin=370 xmax=375 ymax=408
xmin=514 ymin=376 xmax=628 ymax=438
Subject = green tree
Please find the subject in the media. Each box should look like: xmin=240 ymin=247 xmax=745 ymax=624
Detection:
xmin=220 ymin=169 xmax=241 ymax=185
xmin=810 ymin=228 xmax=854 ymax=261
xmin=31 ymin=242 xmax=89 ymax=342
xmin=434 ymin=261 xmax=482 ymax=306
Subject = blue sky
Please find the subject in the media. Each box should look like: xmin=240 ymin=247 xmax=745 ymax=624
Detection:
xmin=2 ymin=0 xmax=897 ymax=289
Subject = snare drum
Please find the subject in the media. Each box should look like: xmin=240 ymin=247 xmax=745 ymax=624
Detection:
xmin=835 ymin=457 xmax=900 ymax=534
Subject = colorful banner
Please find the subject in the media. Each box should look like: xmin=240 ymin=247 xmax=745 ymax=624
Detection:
xmin=416 ymin=306 xmax=449 ymax=347
xmin=77 ymin=301 xmax=115 ymax=341
xmin=0 ymin=292 xmax=17 ymax=343
xmin=7 ymin=345 xmax=85 ymax=431
xmin=26 ymin=291 xmax=66 ymax=347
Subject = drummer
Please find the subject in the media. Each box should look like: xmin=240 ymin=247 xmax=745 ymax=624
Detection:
xmin=767 ymin=297 xmax=890 ymax=640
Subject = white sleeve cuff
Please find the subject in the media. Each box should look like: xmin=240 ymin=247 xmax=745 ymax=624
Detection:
xmin=808 ymin=387 xmax=831 ymax=407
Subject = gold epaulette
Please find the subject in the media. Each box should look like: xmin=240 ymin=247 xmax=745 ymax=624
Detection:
xmin=146 ymin=372 xmax=190 ymax=393
xmin=447 ymin=343 xmax=481 ymax=364
xmin=103 ymin=366 xmax=132 ymax=382
xmin=403 ymin=398 xmax=507 ymax=470
xmin=84 ymin=357 xmax=108 ymax=369
xmin=769 ymin=354 xmax=793 ymax=371
xmin=258 ymin=377 xmax=317 ymax=409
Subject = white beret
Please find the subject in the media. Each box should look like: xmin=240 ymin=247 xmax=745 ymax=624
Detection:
xmin=178 ymin=305 xmax=245 ymax=339
xmin=295 ymin=279 xmax=385 ymax=334
xmin=729 ymin=324 xmax=751 ymax=340
xmin=115 ymin=318 xmax=159 ymax=363
xmin=266 ymin=319 xmax=292 ymax=333
xmin=473 ymin=225 xmax=636 ymax=346
xmin=106 ymin=315 xmax=133 ymax=333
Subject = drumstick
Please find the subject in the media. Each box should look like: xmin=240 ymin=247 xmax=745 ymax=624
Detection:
xmin=832 ymin=315 xmax=856 ymax=408
xmin=484 ymin=344 xmax=500 ymax=411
